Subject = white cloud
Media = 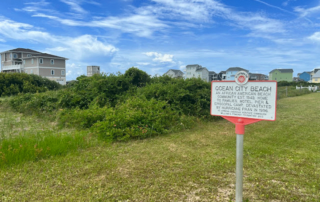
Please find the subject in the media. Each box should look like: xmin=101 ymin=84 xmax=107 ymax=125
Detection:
xmin=66 ymin=62 xmax=86 ymax=78
xmin=137 ymin=62 xmax=150 ymax=66
xmin=25 ymin=0 xmax=50 ymax=7
xmin=254 ymin=0 xmax=296 ymax=15
xmin=307 ymin=32 xmax=320 ymax=42
xmin=282 ymin=0 xmax=296 ymax=7
xmin=0 ymin=19 xmax=118 ymax=60
xmin=32 ymin=13 xmax=168 ymax=37
xmin=294 ymin=4 xmax=320 ymax=17
xmin=147 ymin=0 xmax=285 ymax=34
xmin=60 ymin=0 xmax=87 ymax=14
xmin=144 ymin=52 xmax=174 ymax=63
xmin=21 ymin=0 xmax=285 ymax=38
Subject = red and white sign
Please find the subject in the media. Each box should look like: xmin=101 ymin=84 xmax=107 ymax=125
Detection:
xmin=211 ymin=80 xmax=277 ymax=121
xmin=235 ymin=71 xmax=249 ymax=85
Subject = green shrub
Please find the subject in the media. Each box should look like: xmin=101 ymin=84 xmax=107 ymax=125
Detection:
xmin=0 ymin=73 xmax=61 ymax=96
xmin=91 ymin=97 xmax=195 ymax=142
xmin=124 ymin=67 xmax=151 ymax=87
xmin=62 ymin=73 xmax=132 ymax=108
xmin=57 ymin=105 xmax=109 ymax=129
xmin=9 ymin=91 xmax=59 ymax=116
xmin=138 ymin=77 xmax=212 ymax=118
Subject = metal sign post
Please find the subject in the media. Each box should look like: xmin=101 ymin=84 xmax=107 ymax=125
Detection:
xmin=236 ymin=133 xmax=243 ymax=202
xmin=210 ymin=71 xmax=277 ymax=202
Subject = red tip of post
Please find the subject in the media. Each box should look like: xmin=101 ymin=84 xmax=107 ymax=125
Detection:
xmin=235 ymin=119 xmax=245 ymax=135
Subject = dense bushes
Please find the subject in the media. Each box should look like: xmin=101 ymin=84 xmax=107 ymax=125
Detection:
xmin=7 ymin=67 xmax=318 ymax=143
xmin=7 ymin=68 xmax=215 ymax=142
xmin=58 ymin=97 xmax=195 ymax=141
xmin=277 ymin=80 xmax=319 ymax=87
xmin=0 ymin=73 xmax=61 ymax=96
xmin=9 ymin=91 xmax=60 ymax=116
xmin=139 ymin=77 xmax=212 ymax=118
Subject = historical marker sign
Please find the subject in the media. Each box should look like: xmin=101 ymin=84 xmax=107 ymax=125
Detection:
xmin=210 ymin=72 xmax=277 ymax=202
xmin=211 ymin=80 xmax=277 ymax=121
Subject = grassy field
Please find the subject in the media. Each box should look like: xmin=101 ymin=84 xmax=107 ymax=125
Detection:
xmin=0 ymin=93 xmax=320 ymax=201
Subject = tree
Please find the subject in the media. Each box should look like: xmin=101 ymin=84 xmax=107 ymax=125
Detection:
xmin=124 ymin=67 xmax=151 ymax=87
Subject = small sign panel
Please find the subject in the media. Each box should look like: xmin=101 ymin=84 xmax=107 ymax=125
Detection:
xmin=211 ymin=81 xmax=277 ymax=120
xmin=235 ymin=71 xmax=249 ymax=85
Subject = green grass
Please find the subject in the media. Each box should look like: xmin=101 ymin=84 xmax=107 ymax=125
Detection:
xmin=0 ymin=131 xmax=97 ymax=169
xmin=0 ymin=100 xmax=97 ymax=168
xmin=0 ymin=93 xmax=320 ymax=201
xmin=277 ymin=86 xmax=311 ymax=99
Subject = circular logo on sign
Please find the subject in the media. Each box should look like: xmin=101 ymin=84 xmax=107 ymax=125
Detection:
xmin=235 ymin=71 xmax=249 ymax=85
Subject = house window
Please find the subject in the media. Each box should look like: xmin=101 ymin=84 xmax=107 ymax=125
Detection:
xmin=27 ymin=54 xmax=31 ymax=57
xmin=61 ymin=70 xmax=65 ymax=75
xmin=31 ymin=69 xmax=33 ymax=74
xmin=51 ymin=70 xmax=55 ymax=75
xmin=39 ymin=58 xmax=43 ymax=64
xmin=31 ymin=59 xmax=34 ymax=64
xmin=23 ymin=60 xmax=25 ymax=65
xmin=50 ymin=59 xmax=54 ymax=65
xmin=13 ymin=53 xmax=17 ymax=59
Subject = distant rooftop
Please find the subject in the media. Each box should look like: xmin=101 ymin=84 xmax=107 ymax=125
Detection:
xmin=168 ymin=69 xmax=183 ymax=74
xmin=0 ymin=48 xmax=41 ymax=54
xmin=0 ymin=48 xmax=68 ymax=59
xmin=226 ymin=67 xmax=249 ymax=72
xmin=269 ymin=69 xmax=293 ymax=73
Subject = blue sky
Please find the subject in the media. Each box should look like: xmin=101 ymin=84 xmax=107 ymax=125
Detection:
xmin=1 ymin=0 xmax=320 ymax=80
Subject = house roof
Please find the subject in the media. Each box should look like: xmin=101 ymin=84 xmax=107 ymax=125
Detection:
xmin=209 ymin=71 xmax=216 ymax=74
xmin=300 ymin=71 xmax=311 ymax=75
xmin=250 ymin=73 xmax=266 ymax=76
xmin=314 ymin=68 xmax=320 ymax=74
xmin=186 ymin=64 xmax=201 ymax=67
xmin=0 ymin=48 xmax=68 ymax=59
xmin=226 ymin=67 xmax=248 ymax=72
xmin=0 ymin=48 xmax=41 ymax=54
xmin=164 ymin=69 xmax=183 ymax=75
xmin=313 ymin=71 xmax=320 ymax=78
xmin=219 ymin=71 xmax=226 ymax=74
xmin=196 ymin=67 xmax=208 ymax=72
xmin=26 ymin=53 xmax=68 ymax=59
xmin=269 ymin=69 xmax=293 ymax=73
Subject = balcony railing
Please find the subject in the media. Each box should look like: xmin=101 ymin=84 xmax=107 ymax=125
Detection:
xmin=2 ymin=65 xmax=23 ymax=71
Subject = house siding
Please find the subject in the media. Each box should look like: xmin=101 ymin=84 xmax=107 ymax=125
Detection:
xmin=24 ymin=68 xmax=39 ymax=75
xmin=22 ymin=53 xmax=34 ymax=58
xmin=165 ymin=70 xmax=178 ymax=78
xmin=39 ymin=68 xmax=66 ymax=77
xmin=200 ymin=69 xmax=209 ymax=82
xmin=226 ymin=71 xmax=236 ymax=80
xmin=226 ymin=69 xmax=249 ymax=81
xmin=23 ymin=58 xmax=37 ymax=68
xmin=312 ymin=77 xmax=320 ymax=83
xmin=299 ymin=72 xmax=311 ymax=82
xmin=5 ymin=53 xmax=11 ymax=61
xmin=3 ymin=61 xmax=12 ymax=66
xmin=269 ymin=70 xmax=293 ymax=82
xmin=38 ymin=58 xmax=65 ymax=68
xmin=185 ymin=65 xmax=198 ymax=79
xmin=12 ymin=52 xmax=22 ymax=59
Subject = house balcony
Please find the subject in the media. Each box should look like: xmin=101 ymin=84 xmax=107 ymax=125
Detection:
xmin=2 ymin=65 xmax=23 ymax=72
